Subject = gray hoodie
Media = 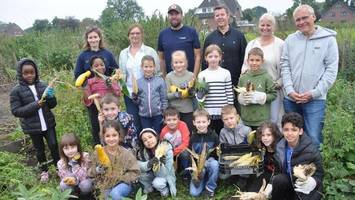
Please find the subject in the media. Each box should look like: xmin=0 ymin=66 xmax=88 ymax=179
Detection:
xmin=137 ymin=75 xmax=168 ymax=117
xmin=281 ymin=25 xmax=338 ymax=100
xmin=219 ymin=121 xmax=251 ymax=145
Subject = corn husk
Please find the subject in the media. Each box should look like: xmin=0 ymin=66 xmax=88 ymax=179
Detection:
xmin=186 ymin=143 xmax=208 ymax=181
xmin=232 ymin=179 xmax=267 ymax=200
xmin=293 ymin=163 xmax=316 ymax=182
xmin=229 ymin=153 xmax=261 ymax=168
xmin=40 ymin=77 xmax=58 ymax=102
xmin=152 ymin=141 xmax=169 ymax=172
xmin=95 ymin=144 xmax=110 ymax=167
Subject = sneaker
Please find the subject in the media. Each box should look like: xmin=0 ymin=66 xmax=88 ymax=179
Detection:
xmin=182 ymin=171 xmax=191 ymax=181
xmin=203 ymin=189 xmax=215 ymax=199
xmin=40 ymin=171 xmax=49 ymax=183
xmin=160 ymin=187 xmax=169 ymax=197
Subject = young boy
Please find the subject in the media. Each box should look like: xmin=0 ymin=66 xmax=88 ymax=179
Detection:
xmin=166 ymin=50 xmax=195 ymax=131
xmin=189 ymin=109 xmax=219 ymax=198
xmin=238 ymin=47 xmax=277 ymax=130
xmin=272 ymin=112 xmax=323 ymax=200
xmin=219 ymin=105 xmax=252 ymax=145
xmin=98 ymin=93 xmax=138 ymax=150
xmin=133 ymin=55 xmax=168 ymax=134
xmin=10 ymin=58 xmax=60 ymax=183
xmin=160 ymin=107 xmax=190 ymax=180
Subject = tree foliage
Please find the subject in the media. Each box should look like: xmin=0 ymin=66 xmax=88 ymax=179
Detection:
xmin=242 ymin=6 xmax=267 ymax=22
xmin=32 ymin=19 xmax=50 ymax=32
xmin=100 ymin=0 xmax=144 ymax=27
xmin=286 ymin=0 xmax=322 ymax=21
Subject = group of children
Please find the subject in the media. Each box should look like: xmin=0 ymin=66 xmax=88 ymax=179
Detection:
xmin=9 ymin=44 xmax=323 ymax=200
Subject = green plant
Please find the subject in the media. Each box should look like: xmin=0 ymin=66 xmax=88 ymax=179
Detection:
xmin=12 ymin=184 xmax=45 ymax=200
xmin=45 ymin=187 xmax=78 ymax=200
xmin=123 ymin=188 xmax=147 ymax=200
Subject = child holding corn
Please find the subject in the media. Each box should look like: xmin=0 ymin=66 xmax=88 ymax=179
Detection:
xmin=98 ymin=93 xmax=138 ymax=150
xmin=136 ymin=128 xmax=176 ymax=197
xmin=165 ymin=50 xmax=195 ymax=131
xmin=10 ymin=58 xmax=59 ymax=183
xmin=57 ymin=133 xmax=93 ymax=198
xmin=189 ymin=109 xmax=219 ymax=198
xmin=83 ymin=55 xmax=121 ymax=145
xmin=88 ymin=120 xmax=139 ymax=200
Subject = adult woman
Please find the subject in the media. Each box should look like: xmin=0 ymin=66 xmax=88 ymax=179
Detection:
xmin=74 ymin=27 xmax=118 ymax=79
xmin=119 ymin=24 xmax=160 ymax=133
xmin=74 ymin=27 xmax=118 ymax=145
xmin=241 ymin=13 xmax=284 ymax=126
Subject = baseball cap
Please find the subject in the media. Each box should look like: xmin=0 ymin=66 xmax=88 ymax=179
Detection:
xmin=168 ymin=4 xmax=182 ymax=14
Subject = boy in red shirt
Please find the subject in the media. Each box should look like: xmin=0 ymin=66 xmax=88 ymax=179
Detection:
xmin=160 ymin=107 xmax=190 ymax=180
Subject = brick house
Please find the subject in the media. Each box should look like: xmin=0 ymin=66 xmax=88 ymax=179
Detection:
xmin=194 ymin=0 xmax=242 ymax=31
xmin=321 ymin=1 xmax=355 ymax=23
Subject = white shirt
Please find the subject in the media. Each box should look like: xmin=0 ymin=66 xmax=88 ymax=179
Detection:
xmin=28 ymin=85 xmax=47 ymax=131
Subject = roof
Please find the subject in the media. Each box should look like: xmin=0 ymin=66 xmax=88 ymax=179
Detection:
xmin=197 ymin=0 xmax=242 ymax=14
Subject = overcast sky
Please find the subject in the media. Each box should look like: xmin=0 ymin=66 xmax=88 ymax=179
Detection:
xmin=0 ymin=0 xmax=295 ymax=29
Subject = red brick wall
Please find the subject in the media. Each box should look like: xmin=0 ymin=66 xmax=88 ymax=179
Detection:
xmin=321 ymin=3 xmax=355 ymax=23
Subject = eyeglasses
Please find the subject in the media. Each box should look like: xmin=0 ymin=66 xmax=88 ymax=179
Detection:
xmin=129 ymin=32 xmax=141 ymax=35
xmin=295 ymin=15 xmax=310 ymax=23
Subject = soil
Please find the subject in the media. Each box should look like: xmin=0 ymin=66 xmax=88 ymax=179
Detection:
xmin=0 ymin=83 xmax=17 ymax=141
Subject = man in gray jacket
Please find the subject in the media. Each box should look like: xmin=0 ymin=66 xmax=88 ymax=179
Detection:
xmin=281 ymin=4 xmax=338 ymax=149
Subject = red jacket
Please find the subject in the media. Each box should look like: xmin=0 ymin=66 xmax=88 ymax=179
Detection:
xmin=160 ymin=120 xmax=190 ymax=156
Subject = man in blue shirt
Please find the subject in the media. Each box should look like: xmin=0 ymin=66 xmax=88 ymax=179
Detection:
xmin=158 ymin=4 xmax=201 ymax=78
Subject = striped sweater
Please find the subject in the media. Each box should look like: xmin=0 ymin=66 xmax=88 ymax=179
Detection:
xmin=198 ymin=67 xmax=234 ymax=116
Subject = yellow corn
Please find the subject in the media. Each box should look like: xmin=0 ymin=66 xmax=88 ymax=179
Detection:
xmin=95 ymin=144 xmax=110 ymax=167
xmin=75 ymin=71 xmax=91 ymax=87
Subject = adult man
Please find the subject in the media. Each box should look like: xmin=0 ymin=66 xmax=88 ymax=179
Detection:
xmin=281 ymin=4 xmax=338 ymax=149
xmin=158 ymin=4 xmax=201 ymax=77
xmin=202 ymin=5 xmax=247 ymax=86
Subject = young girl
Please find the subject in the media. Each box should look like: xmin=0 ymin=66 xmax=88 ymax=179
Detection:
xmin=166 ymin=50 xmax=195 ymax=131
xmin=133 ymin=55 xmax=167 ymax=134
xmin=84 ymin=55 xmax=121 ymax=145
xmin=10 ymin=58 xmax=59 ymax=183
xmin=197 ymin=44 xmax=234 ymax=134
xmin=248 ymin=121 xmax=281 ymax=192
xmin=88 ymin=120 xmax=140 ymax=200
xmin=57 ymin=134 xmax=92 ymax=197
xmin=136 ymin=128 xmax=176 ymax=197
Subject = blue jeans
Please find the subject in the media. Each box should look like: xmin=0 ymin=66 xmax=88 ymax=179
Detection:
xmin=124 ymin=95 xmax=142 ymax=133
xmin=105 ymin=183 xmax=132 ymax=200
xmin=190 ymin=158 xmax=219 ymax=196
xmin=140 ymin=115 xmax=163 ymax=135
xmin=283 ymin=98 xmax=325 ymax=149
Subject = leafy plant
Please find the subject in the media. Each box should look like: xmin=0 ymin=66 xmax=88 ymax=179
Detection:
xmin=123 ymin=188 xmax=147 ymax=200
xmin=12 ymin=184 xmax=45 ymax=200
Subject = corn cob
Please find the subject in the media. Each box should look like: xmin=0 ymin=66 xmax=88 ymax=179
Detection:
xmin=293 ymin=163 xmax=316 ymax=182
xmin=223 ymin=155 xmax=241 ymax=161
xmin=75 ymin=71 xmax=91 ymax=87
xmin=132 ymin=73 xmax=138 ymax=95
xmin=40 ymin=77 xmax=57 ymax=102
xmin=95 ymin=144 xmax=110 ymax=167
xmin=229 ymin=153 xmax=258 ymax=167
xmin=232 ymin=179 xmax=267 ymax=200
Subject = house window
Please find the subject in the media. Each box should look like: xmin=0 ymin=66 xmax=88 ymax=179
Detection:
xmin=341 ymin=11 xmax=347 ymax=16
xmin=202 ymin=8 xmax=206 ymax=13
xmin=335 ymin=4 xmax=341 ymax=9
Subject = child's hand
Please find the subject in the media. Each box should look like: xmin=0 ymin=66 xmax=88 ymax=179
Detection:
xmin=38 ymin=99 xmax=46 ymax=107
xmin=173 ymin=91 xmax=182 ymax=99
xmin=98 ymin=112 xmax=105 ymax=123
xmin=147 ymin=157 xmax=159 ymax=169
xmin=96 ymin=165 xmax=106 ymax=174
xmin=63 ymin=176 xmax=77 ymax=186
xmin=131 ymin=93 xmax=139 ymax=104
xmin=160 ymin=155 xmax=166 ymax=165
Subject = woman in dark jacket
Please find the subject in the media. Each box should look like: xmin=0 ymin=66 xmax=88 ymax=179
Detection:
xmin=10 ymin=58 xmax=59 ymax=183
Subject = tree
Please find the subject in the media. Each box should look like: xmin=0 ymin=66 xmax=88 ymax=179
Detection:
xmin=100 ymin=0 xmax=144 ymax=27
xmin=286 ymin=0 xmax=322 ymax=21
xmin=242 ymin=8 xmax=253 ymax=22
xmin=252 ymin=6 xmax=268 ymax=20
xmin=32 ymin=19 xmax=50 ymax=32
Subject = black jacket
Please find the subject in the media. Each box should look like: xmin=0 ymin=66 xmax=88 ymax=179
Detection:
xmin=275 ymin=134 xmax=323 ymax=200
xmin=10 ymin=58 xmax=56 ymax=134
